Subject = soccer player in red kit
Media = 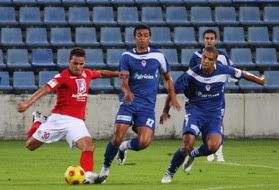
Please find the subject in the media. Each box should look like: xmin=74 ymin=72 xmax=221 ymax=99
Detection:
xmin=16 ymin=47 xmax=127 ymax=184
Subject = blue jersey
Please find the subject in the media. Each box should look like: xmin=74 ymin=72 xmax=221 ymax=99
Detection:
xmin=119 ymin=47 xmax=170 ymax=108
xmin=189 ymin=49 xmax=233 ymax=68
xmin=175 ymin=63 xmax=243 ymax=113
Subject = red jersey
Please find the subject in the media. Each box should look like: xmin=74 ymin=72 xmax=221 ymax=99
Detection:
xmin=45 ymin=68 xmax=101 ymax=120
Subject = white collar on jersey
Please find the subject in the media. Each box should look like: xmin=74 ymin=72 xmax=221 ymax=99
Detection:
xmin=133 ymin=47 xmax=150 ymax=54
xmin=199 ymin=63 xmax=217 ymax=71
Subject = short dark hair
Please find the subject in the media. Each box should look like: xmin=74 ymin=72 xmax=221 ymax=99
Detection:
xmin=133 ymin=24 xmax=151 ymax=37
xmin=204 ymin=46 xmax=218 ymax=59
xmin=203 ymin=29 xmax=217 ymax=39
xmin=69 ymin=47 xmax=85 ymax=60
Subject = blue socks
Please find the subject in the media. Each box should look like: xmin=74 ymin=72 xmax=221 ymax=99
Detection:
xmin=104 ymin=142 xmax=119 ymax=167
xmin=167 ymin=149 xmax=187 ymax=176
xmin=190 ymin=144 xmax=213 ymax=157
xmin=127 ymin=138 xmax=140 ymax=151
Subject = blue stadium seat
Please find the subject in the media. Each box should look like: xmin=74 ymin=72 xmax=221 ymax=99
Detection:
xmin=1 ymin=28 xmax=24 ymax=47
xmin=230 ymin=48 xmax=255 ymax=68
xmin=184 ymin=0 xmax=208 ymax=3
xmin=191 ymin=7 xmax=213 ymax=25
xmin=100 ymin=27 xmax=124 ymax=47
xmin=171 ymin=71 xmax=184 ymax=82
xmin=39 ymin=71 xmax=59 ymax=87
xmin=209 ymin=0 xmax=232 ymax=3
xmin=19 ymin=7 xmax=42 ymax=25
xmin=264 ymin=71 xmax=279 ymax=90
xmin=50 ymin=27 xmax=74 ymax=46
xmin=0 ymin=7 xmax=17 ymax=25
xmin=75 ymin=27 xmax=99 ymax=46
xmin=13 ymin=0 xmax=36 ymax=5
xmin=7 ymin=49 xmax=31 ymax=69
xmin=264 ymin=7 xmax=279 ymax=24
xmin=239 ymin=71 xmax=264 ymax=91
xmin=26 ymin=28 xmax=49 ymax=47
xmin=13 ymin=71 xmax=37 ymax=91
xmin=117 ymin=7 xmax=140 ymax=25
xmin=0 ymin=50 xmax=5 ymax=69
xmin=255 ymin=48 xmax=279 ymax=67
xmin=141 ymin=7 xmax=164 ymax=25
xmin=150 ymin=27 xmax=173 ymax=46
xmin=87 ymin=0 xmax=110 ymax=5
xmin=223 ymin=27 xmax=246 ymax=46
xmin=225 ymin=82 xmax=239 ymax=91
xmin=113 ymin=77 xmax=121 ymax=90
xmin=174 ymin=27 xmax=197 ymax=46
xmin=0 ymin=0 xmax=12 ymax=5
xmin=135 ymin=0 xmax=159 ymax=4
xmin=106 ymin=49 xmax=126 ymax=67
xmin=160 ymin=0 xmax=183 ymax=4
xmin=215 ymin=7 xmax=238 ymax=25
xmin=111 ymin=0 xmax=134 ymax=4
xmin=181 ymin=48 xmax=199 ymax=67
xmin=0 ymin=71 xmax=12 ymax=90
xmin=124 ymin=27 xmax=135 ymax=46
xmin=68 ymin=7 xmax=91 ymax=25
xmin=62 ymin=0 xmax=86 ymax=5
xmin=84 ymin=49 xmax=106 ymax=68
xmin=159 ymin=49 xmax=180 ymax=67
xmin=272 ymin=27 xmax=279 ymax=45
xmin=198 ymin=27 xmax=221 ymax=45
xmin=166 ymin=7 xmax=189 ymax=25
xmin=44 ymin=7 xmax=67 ymax=25
xmin=93 ymin=7 xmax=116 ymax=26
xmin=57 ymin=49 xmax=71 ymax=69
xmin=90 ymin=79 xmax=113 ymax=91
xmin=247 ymin=27 xmax=271 ymax=45
xmin=239 ymin=7 xmax=262 ymax=25
xmin=0 ymin=72 xmax=12 ymax=91
xmin=32 ymin=49 xmax=56 ymax=68
xmin=37 ymin=0 xmax=61 ymax=5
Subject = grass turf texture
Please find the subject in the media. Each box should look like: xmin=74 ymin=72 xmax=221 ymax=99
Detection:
xmin=0 ymin=139 xmax=278 ymax=190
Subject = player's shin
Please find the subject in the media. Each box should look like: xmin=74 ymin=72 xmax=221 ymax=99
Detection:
xmin=80 ymin=151 xmax=94 ymax=172
xmin=168 ymin=149 xmax=187 ymax=176
xmin=26 ymin=121 xmax=41 ymax=138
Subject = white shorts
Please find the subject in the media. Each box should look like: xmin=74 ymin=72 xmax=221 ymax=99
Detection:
xmin=33 ymin=114 xmax=91 ymax=149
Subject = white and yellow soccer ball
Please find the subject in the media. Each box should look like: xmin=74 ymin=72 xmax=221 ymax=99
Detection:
xmin=64 ymin=165 xmax=85 ymax=185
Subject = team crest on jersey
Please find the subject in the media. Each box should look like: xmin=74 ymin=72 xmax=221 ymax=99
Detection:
xmin=76 ymin=79 xmax=86 ymax=94
xmin=205 ymin=84 xmax=211 ymax=91
xmin=141 ymin=60 xmax=147 ymax=67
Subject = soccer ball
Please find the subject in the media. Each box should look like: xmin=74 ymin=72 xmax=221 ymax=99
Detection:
xmin=64 ymin=165 xmax=85 ymax=185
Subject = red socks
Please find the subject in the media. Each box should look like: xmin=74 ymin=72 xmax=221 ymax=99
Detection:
xmin=26 ymin=121 xmax=41 ymax=138
xmin=80 ymin=151 xmax=94 ymax=172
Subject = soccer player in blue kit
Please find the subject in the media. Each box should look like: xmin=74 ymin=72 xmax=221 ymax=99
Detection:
xmin=190 ymin=29 xmax=235 ymax=162
xmin=160 ymin=46 xmax=264 ymax=184
xmin=97 ymin=24 xmax=181 ymax=184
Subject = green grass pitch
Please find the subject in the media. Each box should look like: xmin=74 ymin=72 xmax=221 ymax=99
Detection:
xmin=0 ymin=139 xmax=278 ymax=190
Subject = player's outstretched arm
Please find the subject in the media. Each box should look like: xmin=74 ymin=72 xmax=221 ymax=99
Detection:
xmin=162 ymin=72 xmax=181 ymax=111
xmin=98 ymin=70 xmax=129 ymax=78
xmin=16 ymin=86 xmax=51 ymax=113
xmin=121 ymin=75 xmax=134 ymax=104
xmin=160 ymin=94 xmax=171 ymax=124
xmin=242 ymin=71 xmax=265 ymax=85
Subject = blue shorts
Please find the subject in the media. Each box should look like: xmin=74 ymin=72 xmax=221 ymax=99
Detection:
xmin=115 ymin=102 xmax=155 ymax=131
xmin=183 ymin=106 xmax=222 ymax=141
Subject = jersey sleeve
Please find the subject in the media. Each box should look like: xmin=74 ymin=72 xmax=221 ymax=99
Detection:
xmin=89 ymin=70 xmax=101 ymax=79
xmin=225 ymin=66 xmax=243 ymax=80
xmin=159 ymin=53 xmax=170 ymax=74
xmin=174 ymin=72 xmax=190 ymax=94
xmin=45 ymin=73 xmax=63 ymax=91
xmin=119 ymin=53 xmax=129 ymax=72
